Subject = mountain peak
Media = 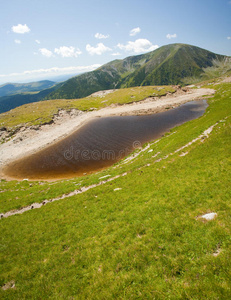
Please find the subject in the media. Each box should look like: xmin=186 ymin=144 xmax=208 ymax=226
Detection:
xmin=45 ymin=43 xmax=228 ymax=100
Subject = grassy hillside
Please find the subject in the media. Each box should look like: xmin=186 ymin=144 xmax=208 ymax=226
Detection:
xmin=0 ymin=81 xmax=230 ymax=298
xmin=46 ymin=44 xmax=228 ymax=100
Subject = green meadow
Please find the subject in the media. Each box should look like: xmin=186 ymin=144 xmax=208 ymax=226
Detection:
xmin=0 ymin=82 xmax=231 ymax=299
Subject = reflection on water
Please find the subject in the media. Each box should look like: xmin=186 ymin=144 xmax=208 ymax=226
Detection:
xmin=4 ymin=100 xmax=208 ymax=180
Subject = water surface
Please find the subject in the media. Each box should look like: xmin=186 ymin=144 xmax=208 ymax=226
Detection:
xmin=4 ymin=100 xmax=208 ymax=180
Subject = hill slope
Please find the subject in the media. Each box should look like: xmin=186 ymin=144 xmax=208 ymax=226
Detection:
xmin=46 ymin=43 xmax=227 ymax=100
xmin=0 ymin=82 xmax=230 ymax=299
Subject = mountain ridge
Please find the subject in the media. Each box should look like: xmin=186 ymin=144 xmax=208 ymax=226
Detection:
xmin=46 ymin=43 xmax=228 ymax=100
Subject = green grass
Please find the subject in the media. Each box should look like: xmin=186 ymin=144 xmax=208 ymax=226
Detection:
xmin=0 ymin=82 xmax=231 ymax=299
xmin=0 ymin=85 xmax=175 ymax=130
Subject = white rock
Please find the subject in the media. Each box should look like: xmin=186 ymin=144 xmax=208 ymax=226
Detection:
xmin=201 ymin=212 xmax=217 ymax=221
xmin=99 ymin=175 xmax=111 ymax=179
xmin=114 ymin=188 xmax=122 ymax=191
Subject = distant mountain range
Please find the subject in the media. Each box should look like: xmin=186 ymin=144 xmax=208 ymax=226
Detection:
xmin=0 ymin=43 xmax=230 ymax=114
xmin=0 ymin=84 xmax=60 ymax=114
xmin=0 ymin=80 xmax=55 ymax=97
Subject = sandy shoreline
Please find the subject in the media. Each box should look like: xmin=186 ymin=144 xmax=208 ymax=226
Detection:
xmin=0 ymin=87 xmax=215 ymax=178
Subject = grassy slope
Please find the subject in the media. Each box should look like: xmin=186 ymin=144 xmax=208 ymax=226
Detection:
xmin=0 ymin=83 xmax=231 ymax=299
xmin=0 ymin=85 xmax=175 ymax=130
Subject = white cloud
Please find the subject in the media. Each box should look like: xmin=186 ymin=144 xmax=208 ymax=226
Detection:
xmin=95 ymin=33 xmax=110 ymax=39
xmin=130 ymin=27 xmax=141 ymax=36
xmin=35 ymin=40 xmax=40 ymax=44
xmin=0 ymin=64 xmax=101 ymax=83
xmin=227 ymin=36 xmax=231 ymax=40
xmin=117 ymin=39 xmax=159 ymax=54
xmin=39 ymin=48 xmax=53 ymax=58
xmin=166 ymin=33 xmax=177 ymax=39
xmin=54 ymin=46 xmax=82 ymax=58
xmin=86 ymin=43 xmax=112 ymax=55
xmin=14 ymin=39 xmax=21 ymax=44
xmin=12 ymin=24 xmax=30 ymax=34
xmin=111 ymin=52 xmax=121 ymax=56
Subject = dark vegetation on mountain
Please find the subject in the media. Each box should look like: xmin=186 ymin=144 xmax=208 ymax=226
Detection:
xmin=0 ymin=43 xmax=230 ymax=114
xmin=0 ymin=80 xmax=55 ymax=97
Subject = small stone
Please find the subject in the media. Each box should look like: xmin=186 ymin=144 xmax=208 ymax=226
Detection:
xmin=98 ymin=265 xmax=102 ymax=272
xmin=201 ymin=212 xmax=217 ymax=221
xmin=99 ymin=175 xmax=111 ymax=179
xmin=213 ymin=248 xmax=221 ymax=257
xmin=179 ymin=151 xmax=188 ymax=157
xmin=114 ymin=188 xmax=122 ymax=191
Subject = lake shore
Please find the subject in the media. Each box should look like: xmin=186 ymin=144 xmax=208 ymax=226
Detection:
xmin=0 ymin=87 xmax=215 ymax=179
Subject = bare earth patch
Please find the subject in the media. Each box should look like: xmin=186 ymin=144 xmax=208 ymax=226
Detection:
xmin=1 ymin=280 xmax=15 ymax=291
xmin=221 ymin=76 xmax=231 ymax=83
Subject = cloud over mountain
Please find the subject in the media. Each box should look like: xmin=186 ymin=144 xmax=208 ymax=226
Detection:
xmin=130 ymin=27 xmax=141 ymax=36
xmin=166 ymin=33 xmax=177 ymax=39
xmin=39 ymin=48 xmax=53 ymax=58
xmin=117 ymin=39 xmax=158 ymax=54
xmin=86 ymin=43 xmax=112 ymax=55
xmin=12 ymin=24 xmax=30 ymax=34
xmin=54 ymin=46 xmax=82 ymax=58
xmin=95 ymin=33 xmax=109 ymax=39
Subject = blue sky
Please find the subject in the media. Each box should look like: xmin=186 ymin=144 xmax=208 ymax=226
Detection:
xmin=1 ymin=0 xmax=231 ymax=84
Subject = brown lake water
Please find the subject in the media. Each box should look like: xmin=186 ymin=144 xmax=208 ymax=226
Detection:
xmin=4 ymin=100 xmax=208 ymax=180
